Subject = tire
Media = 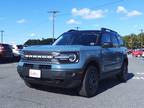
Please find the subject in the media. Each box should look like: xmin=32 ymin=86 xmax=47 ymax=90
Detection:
xmin=79 ymin=66 xmax=99 ymax=97
xmin=24 ymin=81 xmax=38 ymax=88
xmin=117 ymin=62 xmax=128 ymax=82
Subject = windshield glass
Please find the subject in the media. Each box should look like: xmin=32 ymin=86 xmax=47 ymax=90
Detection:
xmin=53 ymin=32 xmax=100 ymax=46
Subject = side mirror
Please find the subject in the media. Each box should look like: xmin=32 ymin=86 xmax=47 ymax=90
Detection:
xmin=102 ymin=42 xmax=113 ymax=48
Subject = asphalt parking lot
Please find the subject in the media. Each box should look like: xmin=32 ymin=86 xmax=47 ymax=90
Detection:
xmin=0 ymin=57 xmax=144 ymax=108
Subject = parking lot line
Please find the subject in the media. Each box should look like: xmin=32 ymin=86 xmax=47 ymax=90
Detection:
xmin=132 ymin=77 xmax=144 ymax=80
xmin=135 ymin=73 xmax=144 ymax=75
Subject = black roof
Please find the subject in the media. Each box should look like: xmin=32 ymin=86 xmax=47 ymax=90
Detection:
xmin=68 ymin=29 xmax=101 ymax=33
xmin=68 ymin=28 xmax=118 ymax=34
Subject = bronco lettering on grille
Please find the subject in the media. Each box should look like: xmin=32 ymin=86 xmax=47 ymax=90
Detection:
xmin=24 ymin=55 xmax=53 ymax=59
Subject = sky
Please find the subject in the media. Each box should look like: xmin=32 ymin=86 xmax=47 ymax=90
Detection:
xmin=0 ymin=0 xmax=144 ymax=44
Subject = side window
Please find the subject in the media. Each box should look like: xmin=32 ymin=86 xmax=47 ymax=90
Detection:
xmin=111 ymin=33 xmax=119 ymax=47
xmin=101 ymin=33 xmax=111 ymax=44
xmin=117 ymin=35 xmax=124 ymax=46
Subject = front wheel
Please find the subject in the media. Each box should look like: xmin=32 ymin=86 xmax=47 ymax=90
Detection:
xmin=79 ymin=66 xmax=99 ymax=97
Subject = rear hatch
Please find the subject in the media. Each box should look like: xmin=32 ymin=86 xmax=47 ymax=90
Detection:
xmin=0 ymin=44 xmax=13 ymax=57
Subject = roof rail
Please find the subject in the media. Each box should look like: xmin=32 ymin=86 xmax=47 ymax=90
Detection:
xmin=68 ymin=29 xmax=78 ymax=32
xmin=101 ymin=28 xmax=117 ymax=34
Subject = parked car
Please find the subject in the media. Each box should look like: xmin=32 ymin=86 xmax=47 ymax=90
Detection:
xmin=11 ymin=44 xmax=23 ymax=58
xmin=142 ymin=50 xmax=144 ymax=58
xmin=132 ymin=49 xmax=143 ymax=57
xmin=127 ymin=49 xmax=133 ymax=55
xmin=17 ymin=28 xmax=128 ymax=97
xmin=0 ymin=43 xmax=13 ymax=61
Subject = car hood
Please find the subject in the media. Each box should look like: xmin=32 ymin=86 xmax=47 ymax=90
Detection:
xmin=23 ymin=45 xmax=83 ymax=52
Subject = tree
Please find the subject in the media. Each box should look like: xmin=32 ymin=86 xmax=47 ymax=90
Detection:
xmin=24 ymin=38 xmax=56 ymax=46
xmin=123 ymin=33 xmax=144 ymax=49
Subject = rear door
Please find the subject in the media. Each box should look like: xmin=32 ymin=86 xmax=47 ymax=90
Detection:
xmin=101 ymin=32 xmax=116 ymax=72
xmin=110 ymin=33 xmax=122 ymax=70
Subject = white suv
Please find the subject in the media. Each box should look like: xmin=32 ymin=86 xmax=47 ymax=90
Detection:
xmin=11 ymin=44 xmax=23 ymax=57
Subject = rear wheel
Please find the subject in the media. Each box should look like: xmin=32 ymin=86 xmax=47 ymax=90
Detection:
xmin=117 ymin=62 xmax=128 ymax=82
xmin=79 ymin=66 xmax=99 ymax=97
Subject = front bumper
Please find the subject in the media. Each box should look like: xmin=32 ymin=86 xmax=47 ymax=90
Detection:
xmin=17 ymin=64 xmax=83 ymax=88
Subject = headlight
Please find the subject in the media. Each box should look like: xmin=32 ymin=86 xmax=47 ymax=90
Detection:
xmin=53 ymin=52 xmax=79 ymax=64
xmin=69 ymin=54 xmax=77 ymax=62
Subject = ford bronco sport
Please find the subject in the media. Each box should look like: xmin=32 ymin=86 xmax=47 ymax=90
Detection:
xmin=17 ymin=28 xmax=128 ymax=97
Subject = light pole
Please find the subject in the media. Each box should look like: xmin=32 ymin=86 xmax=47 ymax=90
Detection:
xmin=48 ymin=11 xmax=59 ymax=43
xmin=0 ymin=30 xmax=4 ymax=43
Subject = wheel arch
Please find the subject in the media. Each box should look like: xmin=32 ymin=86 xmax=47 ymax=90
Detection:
xmin=82 ymin=58 xmax=101 ymax=79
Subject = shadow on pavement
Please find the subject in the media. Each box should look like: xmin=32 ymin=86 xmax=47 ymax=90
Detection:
xmin=33 ymin=73 xmax=134 ymax=97
xmin=98 ymin=73 xmax=134 ymax=95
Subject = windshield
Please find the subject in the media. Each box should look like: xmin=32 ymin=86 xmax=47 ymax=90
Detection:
xmin=53 ymin=32 xmax=100 ymax=46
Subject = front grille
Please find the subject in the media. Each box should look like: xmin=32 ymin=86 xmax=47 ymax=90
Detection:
xmin=23 ymin=63 xmax=33 ymax=68
xmin=39 ymin=65 xmax=51 ymax=69
xmin=23 ymin=51 xmax=53 ymax=62
xmin=25 ymin=57 xmax=52 ymax=62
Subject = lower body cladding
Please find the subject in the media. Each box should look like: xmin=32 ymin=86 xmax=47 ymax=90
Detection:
xmin=17 ymin=63 xmax=83 ymax=88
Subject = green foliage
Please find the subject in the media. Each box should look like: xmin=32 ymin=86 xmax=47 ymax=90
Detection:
xmin=123 ymin=33 xmax=144 ymax=49
xmin=24 ymin=38 xmax=56 ymax=46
